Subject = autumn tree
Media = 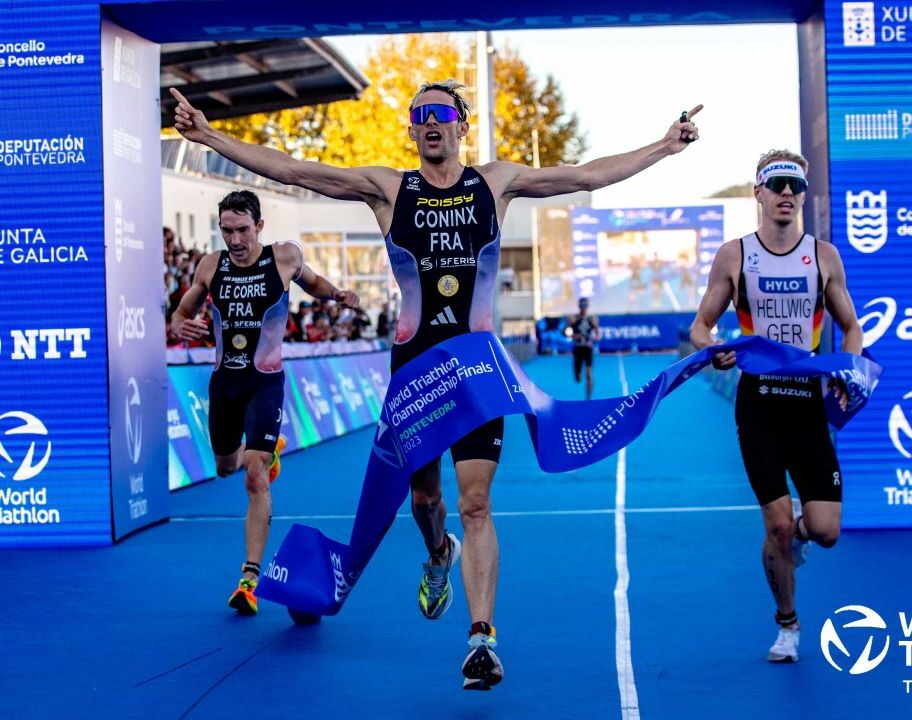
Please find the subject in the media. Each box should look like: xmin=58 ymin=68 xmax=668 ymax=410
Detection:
xmin=214 ymin=34 xmax=587 ymax=169
xmin=493 ymin=45 xmax=586 ymax=167
xmin=318 ymin=35 xmax=464 ymax=168
xmin=213 ymin=106 xmax=329 ymax=158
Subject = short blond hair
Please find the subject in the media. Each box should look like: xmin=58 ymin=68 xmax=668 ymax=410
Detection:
xmin=756 ymin=149 xmax=809 ymax=178
xmin=409 ymin=79 xmax=472 ymax=120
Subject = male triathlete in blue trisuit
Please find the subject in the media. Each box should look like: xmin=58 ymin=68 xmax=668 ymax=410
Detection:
xmin=172 ymin=83 xmax=701 ymax=689
xmin=172 ymin=190 xmax=358 ymax=615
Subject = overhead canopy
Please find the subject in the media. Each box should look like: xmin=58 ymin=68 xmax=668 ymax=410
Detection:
xmin=159 ymin=38 xmax=368 ymax=127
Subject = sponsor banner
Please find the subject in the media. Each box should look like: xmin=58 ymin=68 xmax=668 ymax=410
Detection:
xmin=168 ymin=352 xmax=390 ymax=490
xmin=569 ymin=206 xmax=724 ymax=314
xmin=0 ymin=4 xmax=111 ymax=547
xmin=257 ymin=332 xmax=881 ymax=616
xmin=101 ymin=21 xmax=168 ymax=538
xmin=167 ymin=365 xmax=217 ymax=489
xmin=828 ymin=0 xmax=912 ymax=161
xmin=103 ymin=7 xmax=784 ymax=44
xmin=817 ymin=602 xmax=912 ymax=696
xmin=537 ymin=311 xmax=740 ymax=352
xmin=825 ymin=2 xmax=912 ymax=527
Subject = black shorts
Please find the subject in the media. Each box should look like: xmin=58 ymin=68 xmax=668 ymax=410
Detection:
xmin=450 ymin=417 xmax=504 ymax=464
xmin=573 ymin=346 xmax=594 ymax=375
xmin=208 ymin=371 xmax=285 ymax=456
xmin=735 ymin=374 xmax=842 ymax=507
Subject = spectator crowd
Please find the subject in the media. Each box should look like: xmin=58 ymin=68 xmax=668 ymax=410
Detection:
xmin=162 ymin=227 xmax=395 ymax=348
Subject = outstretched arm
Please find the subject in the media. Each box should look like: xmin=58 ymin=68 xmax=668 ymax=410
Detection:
xmin=169 ymin=88 xmax=398 ymax=206
xmin=490 ymin=106 xmax=702 ymax=199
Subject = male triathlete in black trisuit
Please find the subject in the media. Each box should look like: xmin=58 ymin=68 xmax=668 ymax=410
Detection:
xmin=172 ymin=82 xmax=701 ymax=688
xmin=691 ymin=150 xmax=862 ymax=663
xmin=172 ymin=190 xmax=358 ymax=616
xmin=568 ymin=297 xmax=600 ymax=399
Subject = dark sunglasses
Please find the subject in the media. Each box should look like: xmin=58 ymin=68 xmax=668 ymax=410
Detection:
xmin=762 ymin=176 xmax=808 ymax=195
xmin=409 ymin=103 xmax=462 ymax=125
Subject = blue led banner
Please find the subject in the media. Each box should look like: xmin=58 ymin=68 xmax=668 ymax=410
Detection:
xmin=0 ymin=3 xmax=111 ymax=546
xmin=167 ymin=365 xmax=217 ymax=490
xmin=101 ymin=0 xmax=812 ymax=44
xmin=826 ymin=0 xmax=912 ymax=528
xmin=536 ymin=311 xmax=741 ymax=353
xmin=167 ymin=353 xmax=391 ymax=490
xmin=258 ymin=332 xmax=881 ymax=616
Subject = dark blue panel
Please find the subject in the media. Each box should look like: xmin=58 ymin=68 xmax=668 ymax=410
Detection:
xmin=0 ymin=3 xmax=111 ymax=545
xmin=102 ymin=0 xmax=821 ymax=43
xmin=825 ymin=1 xmax=912 ymax=528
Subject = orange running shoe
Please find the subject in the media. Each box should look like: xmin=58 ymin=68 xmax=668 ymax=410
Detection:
xmin=268 ymin=434 xmax=287 ymax=484
xmin=228 ymin=578 xmax=258 ymax=615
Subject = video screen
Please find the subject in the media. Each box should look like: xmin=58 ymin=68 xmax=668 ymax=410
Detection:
xmin=539 ymin=206 xmax=724 ymax=316
xmin=592 ymin=228 xmax=699 ymax=314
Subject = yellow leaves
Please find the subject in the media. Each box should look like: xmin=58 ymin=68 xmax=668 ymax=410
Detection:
xmin=212 ymin=34 xmax=585 ymax=170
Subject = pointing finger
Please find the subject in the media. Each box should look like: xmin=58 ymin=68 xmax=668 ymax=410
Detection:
xmin=686 ymin=104 xmax=704 ymax=120
xmin=169 ymin=87 xmax=190 ymax=108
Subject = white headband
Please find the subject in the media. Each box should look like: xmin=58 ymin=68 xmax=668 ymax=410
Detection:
xmin=757 ymin=161 xmax=806 ymax=185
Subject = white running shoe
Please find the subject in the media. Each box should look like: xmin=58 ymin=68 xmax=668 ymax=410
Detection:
xmin=417 ymin=532 xmax=462 ymax=620
xmin=767 ymin=626 xmax=800 ymax=663
xmin=791 ymin=497 xmax=810 ymax=568
xmin=463 ymin=625 xmax=504 ymax=690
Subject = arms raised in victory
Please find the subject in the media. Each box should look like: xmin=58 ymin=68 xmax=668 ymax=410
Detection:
xmin=170 ymin=88 xmax=398 ymax=207
xmin=488 ymin=105 xmax=702 ymax=199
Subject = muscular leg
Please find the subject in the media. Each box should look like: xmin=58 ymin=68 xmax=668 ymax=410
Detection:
xmin=242 ymin=449 xmax=272 ymax=580
xmin=455 ymin=459 xmax=498 ymax=624
xmin=215 ymin=444 xmax=245 ymax=477
xmin=800 ymin=500 xmax=841 ymax=548
xmin=410 ymin=459 xmax=448 ymax=565
xmin=761 ymin=495 xmax=797 ymax=617
xmin=585 ymin=364 xmax=594 ymax=400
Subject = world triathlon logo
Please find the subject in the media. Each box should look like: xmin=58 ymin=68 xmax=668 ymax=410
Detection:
xmin=821 ymin=605 xmax=890 ymax=674
xmin=889 ymin=391 xmax=912 ymax=460
xmin=125 ymin=377 xmax=143 ymax=465
xmin=818 ymin=604 xmax=912 ymax=694
xmin=0 ymin=411 xmax=52 ymax=481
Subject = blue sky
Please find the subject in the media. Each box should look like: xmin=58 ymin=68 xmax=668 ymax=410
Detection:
xmin=329 ymin=24 xmax=801 ymax=208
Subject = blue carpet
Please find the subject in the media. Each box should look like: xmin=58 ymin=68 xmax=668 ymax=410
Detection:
xmin=6 ymin=352 xmax=910 ymax=719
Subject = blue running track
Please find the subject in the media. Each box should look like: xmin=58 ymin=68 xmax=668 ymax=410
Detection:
xmin=6 ymin=354 xmax=911 ymax=719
